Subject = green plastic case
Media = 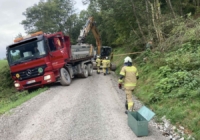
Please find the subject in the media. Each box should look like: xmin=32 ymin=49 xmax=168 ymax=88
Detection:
xmin=127 ymin=106 xmax=155 ymax=137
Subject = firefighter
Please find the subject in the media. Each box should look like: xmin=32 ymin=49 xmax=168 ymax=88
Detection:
xmin=106 ymin=57 xmax=111 ymax=74
xmin=143 ymin=39 xmax=153 ymax=62
xmin=102 ymin=57 xmax=108 ymax=75
xmin=145 ymin=39 xmax=153 ymax=50
xmin=96 ymin=55 xmax=101 ymax=74
xmin=118 ymin=56 xmax=139 ymax=114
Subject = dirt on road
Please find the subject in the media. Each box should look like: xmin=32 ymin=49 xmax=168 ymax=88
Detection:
xmin=0 ymin=71 xmax=168 ymax=140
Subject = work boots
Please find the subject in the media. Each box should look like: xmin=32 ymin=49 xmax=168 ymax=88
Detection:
xmin=125 ymin=102 xmax=135 ymax=114
xmin=125 ymin=108 xmax=135 ymax=114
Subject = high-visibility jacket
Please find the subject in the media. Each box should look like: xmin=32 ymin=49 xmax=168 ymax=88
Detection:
xmin=96 ymin=58 xmax=101 ymax=66
xmin=118 ymin=66 xmax=138 ymax=88
xmin=107 ymin=60 xmax=111 ymax=68
xmin=102 ymin=59 xmax=108 ymax=68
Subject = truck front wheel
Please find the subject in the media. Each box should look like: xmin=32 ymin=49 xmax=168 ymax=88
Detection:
xmin=60 ymin=68 xmax=71 ymax=86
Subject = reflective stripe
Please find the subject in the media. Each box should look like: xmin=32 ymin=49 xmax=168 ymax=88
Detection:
xmin=96 ymin=59 xmax=101 ymax=66
xmin=128 ymin=102 xmax=134 ymax=110
xmin=125 ymin=67 xmax=137 ymax=73
xmin=124 ymin=83 xmax=136 ymax=87
xmin=120 ymin=72 xmax=125 ymax=75
xmin=118 ymin=79 xmax=123 ymax=83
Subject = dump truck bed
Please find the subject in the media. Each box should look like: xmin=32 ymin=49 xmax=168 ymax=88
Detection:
xmin=70 ymin=44 xmax=94 ymax=62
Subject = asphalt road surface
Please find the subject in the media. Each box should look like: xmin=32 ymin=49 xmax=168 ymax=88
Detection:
xmin=0 ymin=71 xmax=168 ymax=140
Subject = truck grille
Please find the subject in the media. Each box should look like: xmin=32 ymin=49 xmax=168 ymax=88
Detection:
xmin=12 ymin=65 xmax=47 ymax=81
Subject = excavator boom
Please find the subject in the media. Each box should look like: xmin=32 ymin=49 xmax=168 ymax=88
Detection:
xmin=77 ymin=17 xmax=102 ymax=56
xmin=77 ymin=16 xmax=116 ymax=71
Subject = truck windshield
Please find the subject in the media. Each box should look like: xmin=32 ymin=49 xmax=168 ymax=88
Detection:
xmin=7 ymin=40 xmax=47 ymax=65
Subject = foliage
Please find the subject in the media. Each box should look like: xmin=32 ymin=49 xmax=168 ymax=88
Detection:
xmin=135 ymin=45 xmax=200 ymax=139
xmin=155 ymin=71 xmax=198 ymax=94
xmin=21 ymin=0 xmax=76 ymax=34
xmin=0 ymin=65 xmax=14 ymax=91
xmin=0 ymin=60 xmax=8 ymax=69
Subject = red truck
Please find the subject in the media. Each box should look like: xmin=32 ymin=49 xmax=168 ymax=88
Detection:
xmin=6 ymin=31 xmax=94 ymax=91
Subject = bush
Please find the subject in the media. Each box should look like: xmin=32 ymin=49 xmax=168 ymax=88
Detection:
xmin=0 ymin=65 xmax=13 ymax=89
xmin=155 ymin=71 xmax=198 ymax=94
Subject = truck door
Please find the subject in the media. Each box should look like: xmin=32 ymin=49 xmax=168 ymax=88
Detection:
xmin=48 ymin=37 xmax=65 ymax=69
xmin=54 ymin=36 xmax=70 ymax=60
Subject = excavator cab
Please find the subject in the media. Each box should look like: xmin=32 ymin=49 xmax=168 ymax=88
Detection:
xmin=100 ymin=46 xmax=112 ymax=60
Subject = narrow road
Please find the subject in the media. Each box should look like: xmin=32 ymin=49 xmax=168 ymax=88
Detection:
xmin=0 ymin=71 xmax=167 ymax=140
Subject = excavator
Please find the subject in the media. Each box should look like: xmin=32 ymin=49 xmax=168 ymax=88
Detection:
xmin=77 ymin=17 xmax=116 ymax=70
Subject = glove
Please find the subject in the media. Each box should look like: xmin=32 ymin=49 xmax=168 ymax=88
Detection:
xmin=118 ymin=84 xmax=122 ymax=89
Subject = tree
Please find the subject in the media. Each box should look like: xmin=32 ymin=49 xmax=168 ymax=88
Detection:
xmin=21 ymin=0 xmax=75 ymax=34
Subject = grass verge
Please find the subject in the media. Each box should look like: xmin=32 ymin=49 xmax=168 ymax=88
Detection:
xmin=0 ymin=87 xmax=48 ymax=115
xmin=0 ymin=60 xmax=8 ymax=69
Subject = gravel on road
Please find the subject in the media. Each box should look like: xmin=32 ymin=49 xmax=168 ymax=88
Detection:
xmin=0 ymin=71 xmax=168 ymax=140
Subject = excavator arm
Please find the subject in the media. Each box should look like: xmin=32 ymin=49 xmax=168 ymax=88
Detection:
xmin=77 ymin=17 xmax=102 ymax=56
xmin=77 ymin=17 xmax=116 ymax=71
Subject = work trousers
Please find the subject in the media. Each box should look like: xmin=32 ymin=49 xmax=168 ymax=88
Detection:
xmin=125 ymin=87 xmax=135 ymax=111
xmin=103 ymin=67 xmax=107 ymax=74
xmin=97 ymin=66 xmax=100 ymax=73
xmin=106 ymin=67 xmax=110 ymax=74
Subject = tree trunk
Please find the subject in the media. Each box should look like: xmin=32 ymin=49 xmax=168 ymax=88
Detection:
xmin=179 ymin=0 xmax=183 ymax=16
xmin=154 ymin=0 xmax=159 ymax=20
xmin=148 ymin=0 xmax=164 ymax=43
xmin=130 ymin=0 xmax=146 ymax=43
xmin=156 ymin=0 xmax=164 ymax=42
xmin=166 ymin=0 xmax=176 ymax=19
xmin=156 ymin=0 xmax=161 ymax=20
xmin=148 ymin=0 xmax=159 ymax=40
xmin=146 ymin=0 xmax=150 ymax=25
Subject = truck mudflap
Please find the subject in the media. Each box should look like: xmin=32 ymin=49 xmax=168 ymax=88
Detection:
xmin=14 ymin=72 xmax=56 ymax=90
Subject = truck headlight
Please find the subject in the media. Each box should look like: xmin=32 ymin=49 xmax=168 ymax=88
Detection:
xmin=44 ymin=75 xmax=51 ymax=80
xmin=14 ymin=83 xmax=20 ymax=88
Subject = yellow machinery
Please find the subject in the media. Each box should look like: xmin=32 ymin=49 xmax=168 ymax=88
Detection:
xmin=77 ymin=17 xmax=116 ymax=70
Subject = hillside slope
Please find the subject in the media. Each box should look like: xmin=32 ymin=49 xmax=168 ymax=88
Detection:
xmin=112 ymin=42 xmax=200 ymax=139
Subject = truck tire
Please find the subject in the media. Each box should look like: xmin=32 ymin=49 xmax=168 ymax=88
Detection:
xmin=87 ymin=64 xmax=93 ymax=76
xmin=82 ymin=64 xmax=89 ymax=78
xmin=60 ymin=68 xmax=71 ymax=86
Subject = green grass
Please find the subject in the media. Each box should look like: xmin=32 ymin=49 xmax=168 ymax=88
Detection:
xmin=0 ymin=87 xmax=48 ymax=115
xmin=0 ymin=60 xmax=8 ymax=69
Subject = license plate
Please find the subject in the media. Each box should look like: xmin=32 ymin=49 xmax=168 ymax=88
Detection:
xmin=27 ymin=80 xmax=36 ymax=84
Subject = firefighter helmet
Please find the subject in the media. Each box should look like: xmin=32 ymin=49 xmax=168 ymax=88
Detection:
xmin=124 ymin=56 xmax=132 ymax=63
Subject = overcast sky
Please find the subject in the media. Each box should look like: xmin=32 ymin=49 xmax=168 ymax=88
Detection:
xmin=0 ymin=0 xmax=88 ymax=59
